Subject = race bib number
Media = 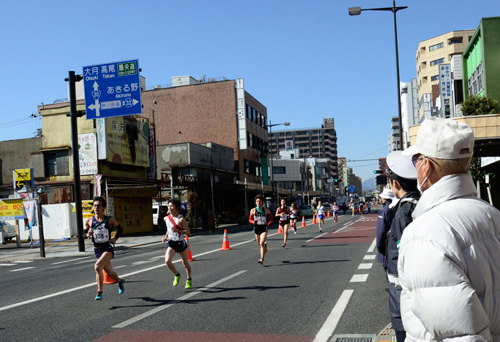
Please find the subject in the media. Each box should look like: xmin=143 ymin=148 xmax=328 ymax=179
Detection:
xmin=94 ymin=226 xmax=109 ymax=243
xmin=255 ymin=215 xmax=267 ymax=225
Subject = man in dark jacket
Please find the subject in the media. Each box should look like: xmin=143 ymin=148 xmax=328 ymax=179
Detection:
xmin=385 ymin=151 xmax=421 ymax=342
xmin=376 ymin=188 xmax=395 ymax=270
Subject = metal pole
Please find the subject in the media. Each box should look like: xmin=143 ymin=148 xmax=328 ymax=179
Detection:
xmin=67 ymin=71 xmax=85 ymax=252
xmin=36 ymin=193 xmax=45 ymax=257
xmin=393 ymin=0 xmax=403 ymax=150
xmin=269 ymin=121 xmax=275 ymax=208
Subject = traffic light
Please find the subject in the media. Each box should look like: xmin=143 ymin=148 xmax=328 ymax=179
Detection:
xmin=373 ymin=170 xmax=384 ymax=174
xmin=334 ymin=178 xmax=338 ymax=183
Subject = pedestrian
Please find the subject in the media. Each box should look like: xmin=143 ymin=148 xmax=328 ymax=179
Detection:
xmin=158 ymin=208 xmax=167 ymax=234
xmin=315 ymin=200 xmax=325 ymax=232
xmin=375 ymin=188 xmax=395 ymax=271
xmin=289 ymin=202 xmax=298 ymax=234
xmin=332 ymin=202 xmax=339 ymax=223
xmin=342 ymin=201 xmax=347 ymax=215
xmin=249 ymin=194 xmax=273 ymax=264
xmin=399 ymin=117 xmax=500 ymax=341
xmin=161 ymin=198 xmax=192 ymax=289
xmin=84 ymin=196 xmax=125 ymax=301
xmin=385 ymin=151 xmax=421 ymax=342
xmin=366 ymin=199 xmax=372 ymax=213
xmin=276 ymin=198 xmax=291 ymax=247
xmin=349 ymin=199 xmax=356 ymax=217
xmin=358 ymin=200 xmax=364 ymax=215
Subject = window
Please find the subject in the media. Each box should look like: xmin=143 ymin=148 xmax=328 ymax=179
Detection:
xmin=431 ymin=75 xmax=439 ymax=82
xmin=430 ymin=58 xmax=445 ymax=66
xmin=273 ymin=166 xmax=286 ymax=174
xmin=45 ymin=151 xmax=69 ymax=176
xmin=429 ymin=42 xmax=444 ymax=51
xmin=448 ymin=38 xmax=463 ymax=45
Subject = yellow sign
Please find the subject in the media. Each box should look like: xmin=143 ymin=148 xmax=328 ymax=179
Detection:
xmin=72 ymin=200 xmax=94 ymax=218
xmin=14 ymin=168 xmax=32 ymax=190
xmin=0 ymin=198 xmax=25 ymax=219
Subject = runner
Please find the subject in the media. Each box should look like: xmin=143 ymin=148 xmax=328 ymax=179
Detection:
xmin=249 ymin=194 xmax=273 ymax=264
xmin=161 ymin=198 xmax=192 ymax=289
xmin=84 ymin=196 xmax=125 ymax=301
xmin=289 ymin=202 xmax=298 ymax=234
xmin=332 ymin=202 xmax=339 ymax=223
xmin=276 ymin=198 xmax=291 ymax=247
xmin=315 ymin=201 xmax=325 ymax=232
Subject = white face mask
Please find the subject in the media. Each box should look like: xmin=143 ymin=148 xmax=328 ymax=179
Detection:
xmin=416 ymin=157 xmax=430 ymax=193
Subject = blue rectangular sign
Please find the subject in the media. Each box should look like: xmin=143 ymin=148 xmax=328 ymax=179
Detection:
xmin=347 ymin=185 xmax=356 ymax=193
xmin=83 ymin=59 xmax=142 ymax=120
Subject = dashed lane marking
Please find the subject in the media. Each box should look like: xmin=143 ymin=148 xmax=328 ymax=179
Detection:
xmin=350 ymin=274 xmax=369 ymax=282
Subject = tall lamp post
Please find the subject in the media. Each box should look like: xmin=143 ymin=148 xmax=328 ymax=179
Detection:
xmin=268 ymin=120 xmax=290 ymax=209
xmin=349 ymin=1 xmax=407 ymax=150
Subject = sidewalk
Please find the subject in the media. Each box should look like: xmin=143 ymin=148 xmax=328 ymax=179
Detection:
xmin=0 ymin=222 xmax=248 ymax=262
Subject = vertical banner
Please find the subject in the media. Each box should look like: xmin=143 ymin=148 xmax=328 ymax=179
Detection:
xmin=236 ymin=78 xmax=247 ymax=150
xmin=439 ymin=64 xmax=453 ymax=118
xmin=78 ymin=133 xmax=98 ymax=175
xmin=97 ymin=118 xmax=108 ymax=160
xmin=94 ymin=174 xmax=102 ymax=196
xmin=23 ymin=200 xmax=37 ymax=230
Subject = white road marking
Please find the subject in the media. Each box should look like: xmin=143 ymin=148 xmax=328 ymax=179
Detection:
xmin=14 ymin=260 xmax=33 ymax=263
xmin=358 ymin=263 xmax=373 ymax=269
xmin=363 ymin=255 xmax=376 ymax=260
xmin=313 ymin=289 xmax=354 ymax=342
xmin=11 ymin=267 xmax=35 ymax=272
xmin=367 ymin=238 xmax=376 ymax=253
xmin=112 ymin=270 xmax=247 ymax=328
xmin=350 ymin=274 xmax=369 ymax=282
xmin=0 ymin=263 xmax=16 ymax=267
xmin=52 ymin=257 xmax=91 ymax=265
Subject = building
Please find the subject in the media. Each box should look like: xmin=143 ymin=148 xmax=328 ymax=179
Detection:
xmin=269 ymin=118 xmax=338 ymax=182
xmin=416 ymin=30 xmax=475 ymax=120
xmin=388 ymin=116 xmax=401 ymax=151
xmin=463 ymin=17 xmax=500 ymax=113
xmin=400 ymin=79 xmax=419 ymax=148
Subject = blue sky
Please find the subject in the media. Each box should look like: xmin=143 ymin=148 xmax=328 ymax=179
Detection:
xmin=1 ymin=0 xmax=498 ymax=182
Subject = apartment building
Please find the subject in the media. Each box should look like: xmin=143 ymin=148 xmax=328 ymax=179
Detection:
xmin=416 ymin=30 xmax=475 ymax=120
xmin=388 ymin=116 xmax=401 ymax=151
xmin=269 ymin=118 xmax=338 ymax=181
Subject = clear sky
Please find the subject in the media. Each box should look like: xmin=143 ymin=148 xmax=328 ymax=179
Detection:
xmin=1 ymin=0 xmax=498 ymax=182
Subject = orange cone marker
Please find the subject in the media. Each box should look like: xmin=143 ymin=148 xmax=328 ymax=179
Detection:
xmin=103 ymin=270 xmax=116 ymax=284
xmin=278 ymin=225 xmax=283 ymax=234
xmin=220 ymin=229 xmax=232 ymax=250
xmin=312 ymin=215 xmax=317 ymax=225
xmin=327 ymin=210 xmax=331 ymax=217
xmin=186 ymin=236 xmax=195 ymax=261
xmin=301 ymin=216 xmax=306 ymax=228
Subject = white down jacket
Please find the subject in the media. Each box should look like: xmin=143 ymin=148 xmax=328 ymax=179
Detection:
xmin=398 ymin=173 xmax=500 ymax=342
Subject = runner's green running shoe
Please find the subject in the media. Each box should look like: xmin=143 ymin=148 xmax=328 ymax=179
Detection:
xmin=185 ymin=279 xmax=192 ymax=289
xmin=173 ymin=273 xmax=181 ymax=286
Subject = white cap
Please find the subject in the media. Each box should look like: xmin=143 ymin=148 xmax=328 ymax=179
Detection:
xmin=379 ymin=188 xmax=394 ymax=200
xmin=402 ymin=117 xmax=474 ymax=159
xmin=386 ymin=151 xmax=417 ymax=180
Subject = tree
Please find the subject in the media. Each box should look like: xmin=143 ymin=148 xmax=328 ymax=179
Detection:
xmin=461 ymin=94 xmax=498 ymax=116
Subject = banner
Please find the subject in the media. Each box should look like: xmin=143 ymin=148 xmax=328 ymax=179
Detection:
xmin=23 ymin=200 xmax=37 ymax=230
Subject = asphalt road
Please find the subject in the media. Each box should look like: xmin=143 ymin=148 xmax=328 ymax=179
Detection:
xmin=0 ymin=211 xmax=390 ymax=342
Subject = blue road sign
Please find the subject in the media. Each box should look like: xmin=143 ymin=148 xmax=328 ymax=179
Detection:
xmin=83 ymin=59 xmax=142 ymax=120
xmin=347 ymin=185 xmax=356 ymax=193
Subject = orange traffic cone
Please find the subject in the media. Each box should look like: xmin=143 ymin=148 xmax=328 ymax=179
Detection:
xmin=327 ymin=210 xmax=331 ymax=217
xmin=103 ymin=270 xmax=116 ymax=284
xmin=278 ymin=225 xmax=283 ymax=234
xmin=312 ymin=215 xmax=317 ymax=225
xmin=220 ymin=229 xmax=232 ymax=250
xmin=301 ymin=216 xmax=306 ymax=228
xmin=186 ymin=236 xmax=195 ymax=261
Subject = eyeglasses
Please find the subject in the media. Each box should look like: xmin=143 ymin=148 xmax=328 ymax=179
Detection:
xmin=411 ymin=154 xmax=437 ymax=167
xmin=93 ymin=204 xmax=103 ymax=208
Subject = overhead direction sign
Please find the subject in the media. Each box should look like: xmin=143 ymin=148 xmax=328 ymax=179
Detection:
xmin=83 ymin=59 xmax=142 ymax=120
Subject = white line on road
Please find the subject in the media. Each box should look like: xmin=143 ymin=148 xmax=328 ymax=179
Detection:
xmin=10 ymin=267 xmax=35 ymax=272
xmin=367 ymin=238 xmax=376 ymax=253
xmin=0 ymin=263 xmax=15 ymax=267
xmin=363 ymin=255 xmax=376 ymax=260
xmin=52 ymin=257 xmax=91 ymax=265
xmin=350 ymin=274 xmax=369 ymax=282
xmin=313 ymin=289 xmax=354 ymax=342
xmin=358 ymin=263 xmax=373 ymax=270
xmin=113 ymin=270 xmax=247 ymax=329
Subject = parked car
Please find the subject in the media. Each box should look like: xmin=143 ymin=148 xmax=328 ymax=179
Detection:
xmin=0 ymin=220 xmax=16 ymax=243
xmin=299 ymin=205 xmax=315 ymax=218
xmin=322 ymin=203 xmax=332 ymax=212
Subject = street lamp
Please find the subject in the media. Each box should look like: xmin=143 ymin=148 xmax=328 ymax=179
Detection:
xmin=268 ymin=120 xmax=290 ymax=209
xmin=349 ymin=1 xmax=407 ymax=151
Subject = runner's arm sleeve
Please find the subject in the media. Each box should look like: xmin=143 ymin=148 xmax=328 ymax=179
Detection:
xmin=114 ymin=225 xmax=123 ymax=240
xmin=249 ymin=214 xmax=254 ymax=224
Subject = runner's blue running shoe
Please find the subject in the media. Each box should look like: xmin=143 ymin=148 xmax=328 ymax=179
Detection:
xmin=95 ymin=292 xmax=103 ymax=300
xmin=118 ymin=279 xmax=125 ymax=294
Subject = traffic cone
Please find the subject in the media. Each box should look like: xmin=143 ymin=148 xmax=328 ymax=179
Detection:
xmin=220 ymin=229 xmax=232 ymax=250
xmin=327 ymin=210 xmax=331 ymax=217
xmin=312 ymin=215 xmax=317 ymax=225
xmin=301 ymin=216 xmax=306 ymax=228
xmin=278 ymin=225 xmax=283 ymax=234
xmin=103 ymin=270 xmax=116 ymax=284
xmin=185 ymin=236 xmax=195 ymax=261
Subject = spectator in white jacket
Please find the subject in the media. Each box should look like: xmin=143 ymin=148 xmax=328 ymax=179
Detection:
xmin=398 ymin=117 xmax=500 ymax=342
